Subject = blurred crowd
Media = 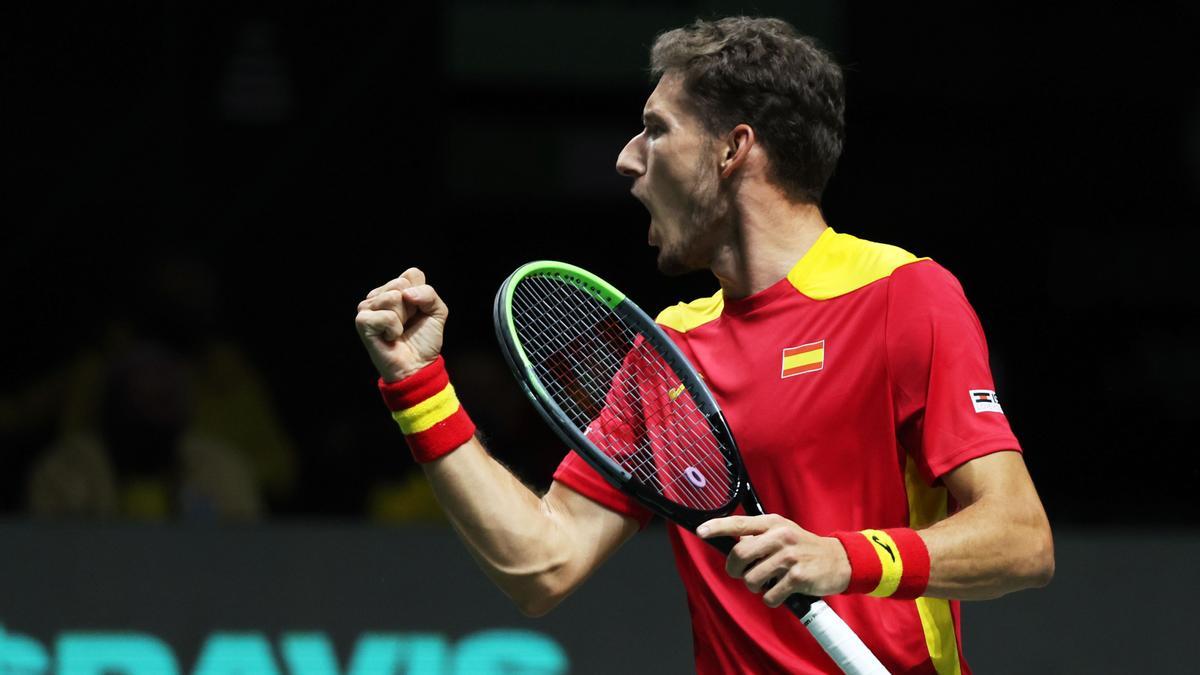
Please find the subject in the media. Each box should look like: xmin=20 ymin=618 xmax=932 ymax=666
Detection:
xmin=0 ymin=256 xmax=560 ymax=523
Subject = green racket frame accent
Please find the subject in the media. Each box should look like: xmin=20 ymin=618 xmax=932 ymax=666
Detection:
xmin=499 ymin=261 xmax=626 ymax=401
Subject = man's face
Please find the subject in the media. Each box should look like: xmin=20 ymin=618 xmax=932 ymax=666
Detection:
xmin=616 ymin=74 xmax=730 ymax=276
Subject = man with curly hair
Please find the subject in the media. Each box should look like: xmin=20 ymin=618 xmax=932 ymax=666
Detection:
xmin=357 ymin=17 xmax=1053 ymax=674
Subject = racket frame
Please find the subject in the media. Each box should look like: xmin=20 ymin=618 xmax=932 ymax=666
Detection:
xmin=493 ymin=260 xmax=763 ymax=533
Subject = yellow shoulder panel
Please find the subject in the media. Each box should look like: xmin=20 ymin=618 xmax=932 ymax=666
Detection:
xmin=654 ymin=289 xmax=723 ymax=333
xmin=786 ymin=228 xmax=928 ymax=300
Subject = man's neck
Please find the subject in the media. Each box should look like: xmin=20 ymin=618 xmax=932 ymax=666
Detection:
xmin=710 ymin=196 xmax=829 ymax=300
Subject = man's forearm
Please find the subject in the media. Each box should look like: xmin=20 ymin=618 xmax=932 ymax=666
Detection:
xmin=918 ymin=495 xmax=1055 ymax=600
xmin=356 ymin=270 xmax=598 ymax=614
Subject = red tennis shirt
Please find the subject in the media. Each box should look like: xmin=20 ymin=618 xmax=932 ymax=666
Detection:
xmin=553 ymin=227 xmax=1022 ymax=674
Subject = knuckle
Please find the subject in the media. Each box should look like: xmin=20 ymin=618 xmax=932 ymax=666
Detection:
xmin=785 ymin=567 xmax=807 ymax=586
xmin=746 ymin=570 xmax=767 ymax=592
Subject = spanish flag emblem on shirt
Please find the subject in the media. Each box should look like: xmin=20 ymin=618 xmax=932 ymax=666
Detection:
xmin=781 ymin=340 xmax=825 ymax=378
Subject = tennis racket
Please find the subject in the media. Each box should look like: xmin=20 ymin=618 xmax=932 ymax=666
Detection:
xmin=493 ymin=261 xmax=888 ymax=675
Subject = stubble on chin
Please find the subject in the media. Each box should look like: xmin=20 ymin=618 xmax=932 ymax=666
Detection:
xmin=655 ymin=245 xmax=691 ymax=277
xmin=659 ymin=156 xmax=728 ymax=277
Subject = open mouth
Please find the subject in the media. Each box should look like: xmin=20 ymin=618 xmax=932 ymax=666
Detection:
xmin=632 ymin=189 xmax=656 ymax=246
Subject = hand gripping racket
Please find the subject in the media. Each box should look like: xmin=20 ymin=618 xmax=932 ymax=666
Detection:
xmin=493 ymin=261 xmax=888 ymax=675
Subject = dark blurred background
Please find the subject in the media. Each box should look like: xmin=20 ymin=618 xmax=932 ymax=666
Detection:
xmin=3 ymin=1 xmax=1198 ymax=526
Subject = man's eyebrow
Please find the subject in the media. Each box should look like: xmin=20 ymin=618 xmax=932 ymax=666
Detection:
xmin=642 ymin=110 xmax=667 ymax=125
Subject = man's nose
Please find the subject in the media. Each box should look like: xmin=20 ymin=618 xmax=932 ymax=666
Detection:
xmin=616 ymin=133 xmax=645 ymax=178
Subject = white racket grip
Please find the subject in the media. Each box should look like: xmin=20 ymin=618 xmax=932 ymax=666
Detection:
xmin=801 ymin=600 xmax=890 ymax=674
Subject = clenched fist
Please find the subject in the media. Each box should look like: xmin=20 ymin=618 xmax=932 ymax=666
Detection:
xmin=355 ymin=267 xmax=449 ymax=382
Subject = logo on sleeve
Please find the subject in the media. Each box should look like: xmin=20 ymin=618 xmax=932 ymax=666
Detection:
xmin=969 ymin=389 xmax=1004 ymax=414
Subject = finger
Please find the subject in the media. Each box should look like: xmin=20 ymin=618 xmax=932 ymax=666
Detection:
xmin=355 ymin=309 xmax=404 ymax=341
xmin=762 ymin=565 xmax=813 ymax=608
xmin=367 ymin=276 xmax=414 ymax=299
xmin=726 ymin=533 xmax=779 ymax=579
xmin=697 ymin=515 xmax=774 ymax=539
xmin=401 ymin=284 xmax=448 ymax=321
xmin=742 ymin=549 xmax=795 ymax=594
xmin=400 ymin=267 xmax=426 ymax=287
xmin=360 ymin=289 xmax=410 ymax=317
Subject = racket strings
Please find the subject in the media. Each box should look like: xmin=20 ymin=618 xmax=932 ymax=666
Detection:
xmin=511 ymin=274 xmax=735 ymax=511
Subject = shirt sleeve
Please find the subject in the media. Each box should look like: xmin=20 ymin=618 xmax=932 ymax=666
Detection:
xmin=886 ymin=260 xmax=1022 ymax=485
xmin=551 ymin=341 xmax=655 ymax=529
xmin=553 ymin=452 xmax=653 ymax=528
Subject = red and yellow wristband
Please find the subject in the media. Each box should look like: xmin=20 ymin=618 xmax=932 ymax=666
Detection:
xmin=830 ymin=528 xmax=931 ymax=599
xmin=377 ymin=356 xmax=476 ymax=463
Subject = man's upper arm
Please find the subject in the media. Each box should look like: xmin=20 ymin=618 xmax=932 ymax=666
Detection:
xmin=541 ymin=480 xmax=642 ymax=592
xmin=940 ymin=450 xmax=1045 ymax=518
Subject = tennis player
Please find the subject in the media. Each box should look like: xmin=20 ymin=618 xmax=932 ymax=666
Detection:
xmin=356 ymin=16 xmax=1053 ymax=674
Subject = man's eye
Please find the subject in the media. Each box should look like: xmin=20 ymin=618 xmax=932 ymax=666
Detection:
xmin=647 ymin=125 xmax=665 ymax=137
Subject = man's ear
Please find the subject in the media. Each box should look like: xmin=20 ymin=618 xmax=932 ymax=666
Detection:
xmin=720 ymin=124 xmax=755 ymax=178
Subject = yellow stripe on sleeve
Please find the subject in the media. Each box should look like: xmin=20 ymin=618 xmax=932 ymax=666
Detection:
xmin=861 ymin=529 xmax=904 ymax=597
xmin=392 ymin=383 xmax=462 ymax=434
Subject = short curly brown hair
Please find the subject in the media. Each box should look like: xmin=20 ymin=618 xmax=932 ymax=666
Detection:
xmin=650 ymin=17 xmax=845 ymax=205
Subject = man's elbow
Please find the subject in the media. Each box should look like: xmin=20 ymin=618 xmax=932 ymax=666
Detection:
xmin=1031 ymin=528 xmax=1055 ymax=588
xmin=516 ymin=593 xmax=563 ymax=618
xmin=495 ymin=555 xmax=574 ymax=617
xmin=1019 ymin=522 xmax=1055 ymax=590
xmin=511 ymin=576 xmax=569 ymax=617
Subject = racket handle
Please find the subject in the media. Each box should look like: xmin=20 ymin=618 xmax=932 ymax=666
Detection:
xmin=796 ymin=599 xmax=890 ymax=675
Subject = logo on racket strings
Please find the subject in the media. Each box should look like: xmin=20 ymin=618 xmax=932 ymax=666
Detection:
xmin=684 ymin=466 xmax=707 ymax=488
xmin=668 ymin=383 xmax=686 ymax=401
